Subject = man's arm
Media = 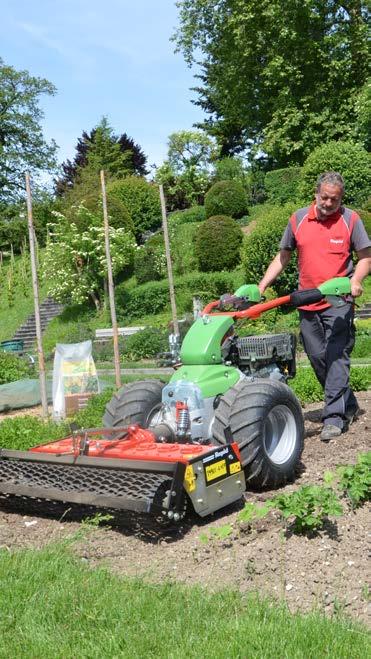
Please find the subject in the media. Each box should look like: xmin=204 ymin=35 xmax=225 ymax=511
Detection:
xmin=350 ymin=247 xmax=371 ymax=297
xmin=258 ymin=249 xmax=292 ymax=295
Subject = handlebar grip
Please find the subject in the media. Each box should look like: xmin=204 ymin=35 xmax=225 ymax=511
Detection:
xmin=289 ymin=289 xmax=324 ymax=307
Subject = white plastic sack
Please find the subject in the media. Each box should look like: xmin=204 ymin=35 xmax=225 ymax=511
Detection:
xmin=52 ymin=340 xmax=100 ymax=419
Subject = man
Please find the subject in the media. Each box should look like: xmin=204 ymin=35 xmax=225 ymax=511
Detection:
xmin=258 ymin=172 xmax=371 ymax=441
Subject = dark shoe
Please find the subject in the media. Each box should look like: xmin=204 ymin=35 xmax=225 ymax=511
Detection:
xmin=345 ymin=404 xmax=362 ymax=425
xmin=321 ymin=424 xmax=342 ymax=442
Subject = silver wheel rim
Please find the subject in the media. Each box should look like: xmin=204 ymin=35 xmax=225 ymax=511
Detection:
xmin=263 ymin=404 xmax=297 ymax=465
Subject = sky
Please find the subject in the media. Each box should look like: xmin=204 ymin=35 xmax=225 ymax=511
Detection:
xmin=1 ymin=0 xmax=204 ymax=173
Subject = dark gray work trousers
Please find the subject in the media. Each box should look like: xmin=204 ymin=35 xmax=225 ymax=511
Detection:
xmin=299 ymin=303 xmax=357 ymax=430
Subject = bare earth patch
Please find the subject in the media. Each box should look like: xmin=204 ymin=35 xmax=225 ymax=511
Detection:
xmin=0 ymin=392 xmax=369 ymax=625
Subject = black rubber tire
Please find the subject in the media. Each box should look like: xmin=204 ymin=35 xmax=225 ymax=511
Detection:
xmin=212 ymin=379 xmax=304 ymax=489
xmin=103 ymin=379 xmax=165 ymax=429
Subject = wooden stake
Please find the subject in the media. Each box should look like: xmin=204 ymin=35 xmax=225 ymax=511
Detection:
xmin=159 ymin=185 xmax=179 ymax=336
xmin=100 ymin=170 xmax=121 ymax=389
xmin=25 ymin=173 xmax=48 ymax=418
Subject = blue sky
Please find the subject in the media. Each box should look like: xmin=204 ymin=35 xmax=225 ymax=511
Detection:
xmin=1 ymin=0 xmax=204 ymax=172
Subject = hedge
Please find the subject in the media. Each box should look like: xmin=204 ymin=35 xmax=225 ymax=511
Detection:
xmin=116 ymin=270 xmax=245 ymax=319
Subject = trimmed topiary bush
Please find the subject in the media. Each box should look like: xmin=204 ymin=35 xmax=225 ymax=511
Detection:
xmin=264 ymin=167 xmax=302 ymax=205
xmin=298 ymin=140 xmax=371 ymax=207
xmin=107 ymin=177 xmax=161 ymax=238
xmin=204 ymin=180 xmax=248 ymax=219
xmin=168 ymin=205 xmax=206 ymax=227
xmin=195 ymin=215 xmax=244 ymax=272
xmin=242 ymin=204 xmax=298 ymax=296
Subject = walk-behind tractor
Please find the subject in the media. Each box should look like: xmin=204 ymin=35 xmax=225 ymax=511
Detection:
xmin=0 ymin=277 xmax=351 ymax=525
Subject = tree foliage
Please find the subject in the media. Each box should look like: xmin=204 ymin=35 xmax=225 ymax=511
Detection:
xmin=298 ymin=140 xmax=371 ymax=206
xmin=43 ymin=207 xmax=136 ymax=309
xmin=155 ymin=130 xmax=216 ymax=210
xmin=174 ymin=1 xmax=369 ymax=167
xmin=0 ymin=58 xmax=58 ymax=202
xmin=55 ymin=117 xmax=148 ymax=195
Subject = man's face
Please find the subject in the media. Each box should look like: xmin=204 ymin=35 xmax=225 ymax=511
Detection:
xmin=315 ymin=183 xmax=343 ymax=220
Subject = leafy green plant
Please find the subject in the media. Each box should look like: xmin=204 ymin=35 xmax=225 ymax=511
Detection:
xmin=122 ymin=327 xmax=168 ymax=361
xmin=291 ymin=365 xmax=371 ymax=404
xmin=238 ymin=500 xmax=275 ymax=524
xmin=195 ymin=215 xmax=243 ymax=272
xmin=0 ymin=352 xmax=32 ymax=385
xmin=272 ymin=485 xmax=343 ymax=535
xmin=199 ymin=523 xmax=233 ymax=543
xmin=336 ymin=452 xmax=371 ymax=508
xmin=205 ymin=180 xmax=248 ymax=219
xmin=0 ymin=416 xmax=67 ymax=451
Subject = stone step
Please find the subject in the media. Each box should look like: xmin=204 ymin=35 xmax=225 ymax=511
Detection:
xmin=11 ymin=297 xmax=65 ymax=347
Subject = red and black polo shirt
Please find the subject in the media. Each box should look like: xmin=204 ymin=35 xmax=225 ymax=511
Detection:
xmin=279 ymin=203 xmax=371 ymax=311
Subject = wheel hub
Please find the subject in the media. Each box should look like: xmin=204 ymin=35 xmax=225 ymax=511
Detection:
xmin=263 ymin=404 xmax=297 ymax=465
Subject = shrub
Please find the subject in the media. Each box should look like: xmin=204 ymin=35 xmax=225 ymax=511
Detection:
xmin=242 ymin=203 xmax=298 ymax=296
xmin=168 ymin=205 xmax=206 ymax=227
xmin=204 ymin=180 xmax=248 ymax=219
xmin=170 ymin=222 xmax=200 ymax=275
xmin=264 ymin=167 xmax=302 ymax=205
xmin=123 ymin=327 xmax=168 ymax=361
xmin=298 ymin=140 xmax=371 ymax=207
xmin=0 ymin=352 xmax=32 ymax=385
xmin=107 ymin=177 xmax=162 ymax=238
xmin=116 ymin=270 xmax=244 ymax=319
xmin=134 ymin=238 xmax=166 ymax=285
xmin=212 ymin=156 xmax=247 ymax=184
xmin=195 ymin=216 xmax=243 ymax=272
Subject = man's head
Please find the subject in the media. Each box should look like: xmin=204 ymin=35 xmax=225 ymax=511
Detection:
xmin=315 ymin=172 xmax=344 ymax=220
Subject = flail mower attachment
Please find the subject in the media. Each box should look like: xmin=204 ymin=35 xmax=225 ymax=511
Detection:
xmin=0 ymin=425 xmax=245 ymax=523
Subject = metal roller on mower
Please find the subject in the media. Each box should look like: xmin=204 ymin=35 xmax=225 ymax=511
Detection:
xmin=0 ymin=277 xmax=351 ymax=525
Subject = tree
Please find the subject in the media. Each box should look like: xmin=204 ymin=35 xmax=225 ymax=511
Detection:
xmin=0 ymin=58 xmax=58 ymax=202
xmin=43 ymin=205 xmax=136 ymax=309
xmin=174 ymin=1 xmax=369 ymax=167
xmin=155 ymin=129 xmax=217 ymax=209
xmin=55 ymin=117 xmax=148 ymax=195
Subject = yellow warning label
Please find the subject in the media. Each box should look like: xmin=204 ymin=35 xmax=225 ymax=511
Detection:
xmin=205 ymin=459 xmax=227 ymax=482
xmin=184 ymin=465 xmax=196 ymax=492
xmin=229 ymin=461 xmax=241 ymax=474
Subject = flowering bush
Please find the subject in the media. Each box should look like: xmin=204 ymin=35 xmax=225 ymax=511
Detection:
xmin=43 ymin=206 xmax=136 ymax=309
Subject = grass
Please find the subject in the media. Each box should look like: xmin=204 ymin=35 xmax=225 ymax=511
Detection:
xmin=0 ymin=253 xmax=49 ymax=343
xmin=0 ymin=542 xmax=368 ymax=659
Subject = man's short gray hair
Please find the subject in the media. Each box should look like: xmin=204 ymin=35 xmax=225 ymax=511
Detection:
xmin=316 ymin=171 xmax=345 ymax=194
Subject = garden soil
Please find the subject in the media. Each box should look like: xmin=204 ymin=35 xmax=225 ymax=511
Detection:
xmin=0 ymin=393 xmax=369 ymax=625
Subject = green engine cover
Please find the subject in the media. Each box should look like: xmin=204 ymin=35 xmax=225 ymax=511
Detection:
xmin=170 ymin=364 xmax=240 ymax=398
xmin=180 ymin=315 xmax=234 ymax=365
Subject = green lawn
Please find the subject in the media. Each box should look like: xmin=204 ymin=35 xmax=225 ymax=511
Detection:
xmin=0 ymin=542 xmax=368 ymax=659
